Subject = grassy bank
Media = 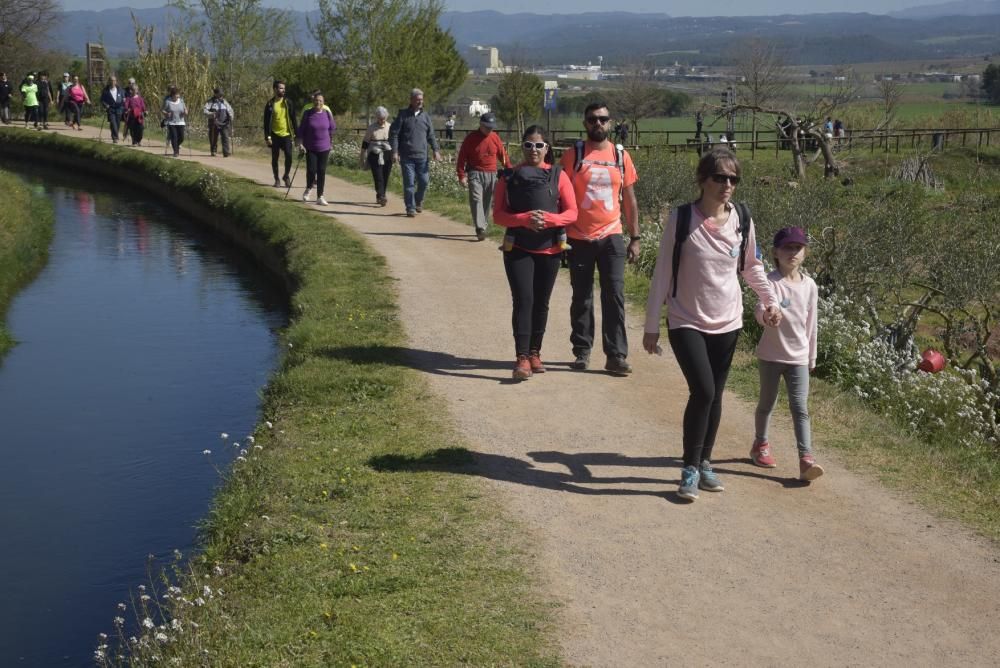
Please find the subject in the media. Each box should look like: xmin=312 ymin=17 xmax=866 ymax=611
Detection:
xmin=0 ymin=168 xmax=55 ymax=357
xmin=0 ymin=129 xmax=557 ymax=665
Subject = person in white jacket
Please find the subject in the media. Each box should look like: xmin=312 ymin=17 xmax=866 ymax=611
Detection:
xmin=749 ymin=226 xmax=824 ymax=481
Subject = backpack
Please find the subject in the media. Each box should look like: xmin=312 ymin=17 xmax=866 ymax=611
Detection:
xmin=573 ymin=140 xmax=626 ymax=203
xmin=671 ymin=202 xmax=754 ymax=298
xmin=504 ymin=164 xmax=562 ymax=251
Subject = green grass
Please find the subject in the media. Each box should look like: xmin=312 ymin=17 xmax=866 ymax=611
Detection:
xmin=0 ymin=168 xmax=55 ymax=358
xmin=0 ymin=128 xmax=558 ymax=666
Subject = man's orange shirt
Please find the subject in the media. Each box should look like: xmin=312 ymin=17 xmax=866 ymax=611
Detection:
xmin=559 ymin=142 xmax=638 ymax=241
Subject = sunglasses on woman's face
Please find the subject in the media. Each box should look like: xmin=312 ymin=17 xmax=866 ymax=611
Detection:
xmin=711 ymin=173 xmax=741 ymax=185
xmin=522 ymin=141 xmax=546 ymax=150
xmin=585 ymin=115 xmax=611 ymax=125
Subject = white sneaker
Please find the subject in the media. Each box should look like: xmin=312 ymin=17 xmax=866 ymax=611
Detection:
xmin=302 ymin=188 xmax=312 ymax=202
xmin=317 ymin=196 xmax=328 ymax=206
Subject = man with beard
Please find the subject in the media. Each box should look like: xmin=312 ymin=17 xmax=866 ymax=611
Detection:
xmin=263 ymin=80 xmax=298 ymax=187
xmin=559 ymin=101 xmax=641 ymax=376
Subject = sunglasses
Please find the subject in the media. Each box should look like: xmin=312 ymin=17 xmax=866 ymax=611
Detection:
xmin=522 ymin=141 xmax=547 ymax=150
xmin=710 ymin=173 xmax=741 ymax=185
xmin=585 ymin=115 xmax=611 ymax=124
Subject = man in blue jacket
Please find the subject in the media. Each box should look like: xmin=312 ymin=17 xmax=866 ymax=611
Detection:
xmin=100 ymin=75 xmax=126 ymax=144
xmin=389 ymin=88 xmax=441 ymax=217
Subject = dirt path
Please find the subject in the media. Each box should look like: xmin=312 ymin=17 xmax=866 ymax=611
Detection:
xmin=46 ymin=127 xmax=1000 ymax=666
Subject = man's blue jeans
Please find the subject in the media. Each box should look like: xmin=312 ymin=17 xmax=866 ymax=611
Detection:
xmin=401 ymin=158 xmax=430 ymax=212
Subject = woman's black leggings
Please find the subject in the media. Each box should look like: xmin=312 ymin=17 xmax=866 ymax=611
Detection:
xmin=668 ymin=327 xmax=741 ymax=467
xmin=306 ymin=150 xmax=330 ymax=196
xmin=503 ymin=248 xmax=562 ymax=356
xmin=367 ymin=152 xmax=393 ymax=199
xmin=168 ymin=125 xmax=185 ymax=154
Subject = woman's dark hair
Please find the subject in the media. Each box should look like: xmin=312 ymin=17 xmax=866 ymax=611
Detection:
xmin=695 ymin=147 xmax=741 ymax=187
xmin=522 ymin=124 xmax=554 ymax=164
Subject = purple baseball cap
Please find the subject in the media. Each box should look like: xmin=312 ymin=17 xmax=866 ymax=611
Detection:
xmin=773 ymin=226 xmax=808 ymax=248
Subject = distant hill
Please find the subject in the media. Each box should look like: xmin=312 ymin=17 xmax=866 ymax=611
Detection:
xmin=53 ymin=7 xmax=1000 ymax=67
xmin=891 ymin=0 xmax=1000 ymax=18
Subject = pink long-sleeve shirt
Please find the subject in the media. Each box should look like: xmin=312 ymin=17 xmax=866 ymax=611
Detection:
xmin=644 ymin=204 xmax=778 ymax=335
xmin=755 ymin=271 xmax=818 ymax=369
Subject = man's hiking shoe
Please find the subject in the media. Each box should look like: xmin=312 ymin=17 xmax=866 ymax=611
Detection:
xmin=476 ymin=229 xmax=487 ymax=241
xmin=415 ymin=205 xmax=423 ymax=213
xmin=677 ymin=466 xmax=700 ymax=501
xmin=799 ymin=455 xmax=825 ymax=481
xmin=699 ymin=461 xmax=725 ymax=492
xmin=605 ymin=356 xmax=632 ymax=376
xmin=528 ymin=351 xmax=545 ymax=373
xmin=317 ymin=196 xmax=328 ymax=206
xmin=302 ymin=188 xmax=312 ymax=202
xmin=571 ymin=351 xmax=590 ymax=370
xmin=513 ymin=355 xmax=532 ymax=381
xmin=405 ymin=210 xmax=416 ymax=218
xmin=750 ymin=440 xmax=777 ymax=468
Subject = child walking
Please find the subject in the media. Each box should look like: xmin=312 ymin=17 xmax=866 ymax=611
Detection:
xmin=750 ymin=226 xmax=824 ymax=481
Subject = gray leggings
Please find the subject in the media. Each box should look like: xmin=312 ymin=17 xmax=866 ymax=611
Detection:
xmin=755 ymin=360 xmax=812 ymax=456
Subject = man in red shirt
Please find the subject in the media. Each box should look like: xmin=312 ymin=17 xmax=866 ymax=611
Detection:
xmin=559 ymin=102 xmax=641 ymax=375
xmin=456 ymin=112 xmax=510 ymax=241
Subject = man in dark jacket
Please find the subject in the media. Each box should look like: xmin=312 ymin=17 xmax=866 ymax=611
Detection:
xmin=204 ymin=87 xmax=234 ymax=157
xmin=100 ymin=75 xmax=126 ymax=143
xmin=389 ymin=88 xmax=441 ymax=217
xmin=0 ymin=72 xmax=12 ymax=125
xmin=263 ymin=80 xmax=298 ymax=187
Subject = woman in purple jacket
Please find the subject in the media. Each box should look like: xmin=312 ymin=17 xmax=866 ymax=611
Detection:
xmin=296 ymin=92 xmax=336 ymax=206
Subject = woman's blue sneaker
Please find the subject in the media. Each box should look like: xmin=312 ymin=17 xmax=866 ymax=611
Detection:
xmin=699 ymin=461 xmax=725 ymax=492
xmin=677 ymin=465 xmax=700 ymax=501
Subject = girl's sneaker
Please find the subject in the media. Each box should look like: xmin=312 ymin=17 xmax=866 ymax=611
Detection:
xmin=750 ymin=440 xmax=777 ymax=468
xmin=302 ymin=188 xmax=312 ymax=202
xmin=317 ymin=196 xmax=328 ymax=206
xmin=677 ymin=466 xmax=700 ymax=501
xmin=799 ymin=455 xmax=825 ymax=481
xmin=698 ymin=461 xmax=725 ymax=492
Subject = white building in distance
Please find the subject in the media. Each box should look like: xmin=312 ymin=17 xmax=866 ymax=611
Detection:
xmin=468 ymin=45 xmax=512 ymax=75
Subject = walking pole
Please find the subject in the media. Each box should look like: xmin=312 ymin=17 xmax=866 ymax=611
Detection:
xmin=97 ymin=109 xmax=106 ymax=142
xmin=284 ymin=148 xmax=304 ymax=200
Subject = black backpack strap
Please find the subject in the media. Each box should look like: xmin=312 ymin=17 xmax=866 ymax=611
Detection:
xmin=671 ymin=203 xmax=693 ymax=298
xmin=735 ymin=202 xmax=752 ymax=273
xmin=548 ymin=164 xmax=562 ymax=197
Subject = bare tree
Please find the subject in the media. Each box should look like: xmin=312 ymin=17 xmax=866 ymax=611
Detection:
xmin=735 ymin=39 xmax=788 ymax=156
xmin=875 ymin=78 xmax=902 ymax=132
xmin=610 ymin=65 xmax=662 ymax=143
xmin=0 ymin=0 xmax=60 ymax=73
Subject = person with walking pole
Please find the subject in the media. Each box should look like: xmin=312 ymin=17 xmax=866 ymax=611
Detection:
xmin=203 ymin=87 xmax=234 ymax=157
xmin=123 ymin=84 xmax=146 ymax=146
xmin=263 ymin=80 xmax=298 ymax=188
xmin=296 ymin=91 xmax=335 ymax=206
xmin=161 ymin=86 xmax=187 ymax=157
xmin=100 ymin=75 xmax=125 ymax=144
xmin=456 ymin=111 xmax=510 ymax=241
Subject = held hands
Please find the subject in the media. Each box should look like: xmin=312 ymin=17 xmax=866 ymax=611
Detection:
xmin=763 ymin=305 xmax=783 ymax=327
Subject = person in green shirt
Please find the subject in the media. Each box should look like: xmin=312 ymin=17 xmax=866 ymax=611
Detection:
xmin=20 ymin=74 xmax=39 ymax=129
xmin=262 ymin=80 xmax=298 ymax=188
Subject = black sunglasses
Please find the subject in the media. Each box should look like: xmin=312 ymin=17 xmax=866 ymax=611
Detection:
xmin=522 ymin=141 xmax=546 ymax=150
xmin=585 ymin=115 xmax=611 ymax=124
xmin=710 ymin=173 xmax=741 ymax=185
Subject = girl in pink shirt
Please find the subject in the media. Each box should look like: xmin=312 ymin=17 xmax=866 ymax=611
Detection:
xmin=750 ymin=226 xmax=824 ymax=481
xmin=643 ymin=148 xmax=781 ymax=501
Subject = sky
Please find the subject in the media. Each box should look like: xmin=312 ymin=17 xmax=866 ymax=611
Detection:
xmin=58 ymin=0 xmax=932 ymax=15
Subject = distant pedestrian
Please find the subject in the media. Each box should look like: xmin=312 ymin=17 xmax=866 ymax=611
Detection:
xmin=560 ymin=102 xmax=641 ymax=376
xmin=750 ymin=226 xmax=824 ymax=482
xmin=20 ymin=74 xmax=39 ymax=129
xmin=203 ymin=87 xmax=234 ymax=157
xmin=57 ymin=73 xmax=72 ymax=126
xmin=642 ymin=148 xmax=781 ymax=501
xmin=66 ymin=75 xmax=90 ymax=131
xmin=161 ymin=86 xmax=187 ymax=157
xmin=263 ymin=80 xmax=298 ymax=188
xmin=100 ymin=75 xmax=126 ymax=143
xmin=36 ymin=73 xmax=53 ymax=129
xmin=296 ymin=92 xmax=336 ymax=206
xmin=360 ymin=106 xmax=393 ymax=206
xmin=445 ymin=112 xmax=456 ymax=140
xmin=824 ymin=116 xmax=833 ymax=136
xmin=389 ymin=88 xmax=441 ymax=217
xmin=833 ymin=118 xmax=845 ymax=142
xmin=0 ymin=73 xmax=13 ymax=125
xmin=493 ymin=125 xmax=577 ymax=380
xmin=456 ymin=111 xmax=510 ymax=241
xmin=123 ymin=85 xmax=146 ymax=146
xmin=695 ymin=110 xmax=703 ymax=139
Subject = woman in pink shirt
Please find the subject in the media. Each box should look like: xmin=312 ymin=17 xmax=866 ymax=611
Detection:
xmin=750 ymin=226 xmax=824 ymax=481
xmin=493 ymin=125 xmax=578 ymax=380
xmin=642 ymin=148 xmax=781 ymax=501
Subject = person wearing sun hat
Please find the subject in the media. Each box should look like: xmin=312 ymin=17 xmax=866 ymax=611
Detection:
xmin=749 ymin=225 xmax=824 ymax=481
xmin=456 ymin=111 xmax=510 ymax=241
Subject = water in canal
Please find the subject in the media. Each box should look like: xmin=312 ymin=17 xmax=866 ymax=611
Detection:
xmin=0 ymin=167 xmax=288 ymax=665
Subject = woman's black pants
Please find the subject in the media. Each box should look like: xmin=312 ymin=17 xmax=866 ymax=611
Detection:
xmin=503 ymin=248 xmax=562 ymax=357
